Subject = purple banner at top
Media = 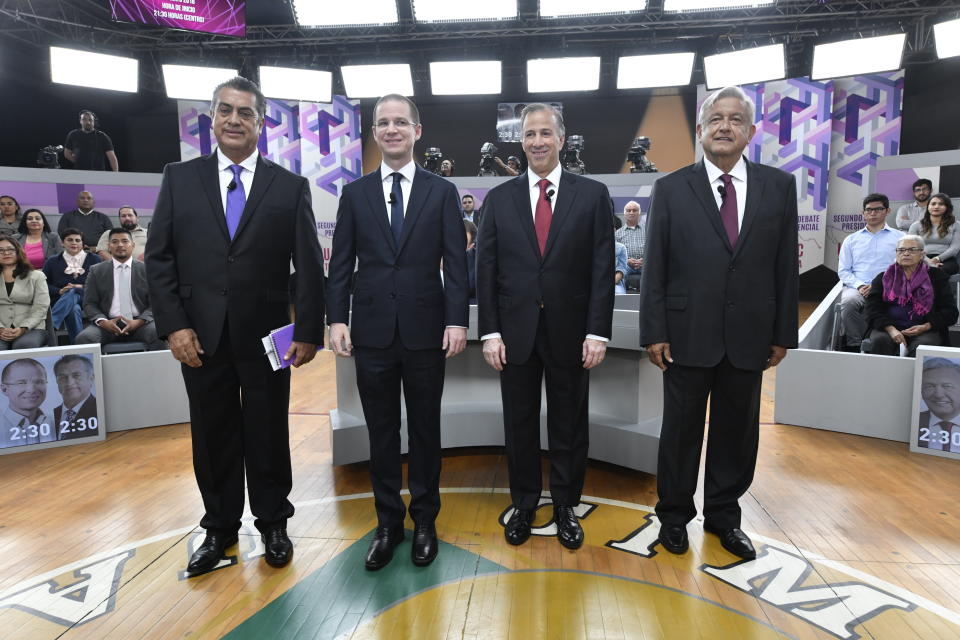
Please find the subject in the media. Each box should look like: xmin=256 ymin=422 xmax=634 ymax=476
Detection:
xmin=110 ymin=0 xmax=245 ymax=37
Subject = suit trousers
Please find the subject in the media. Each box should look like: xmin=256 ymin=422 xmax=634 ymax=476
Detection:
xmin=354 ymin=334 xmax=445 ymax=528
xmin=867 ymin=327 xmax=942 ymax=356
xmin=76 ymin=321 xmax=165 ymax=351
xmin=656 ymin=356 xmax=762 ymax=530
xmin=500 ymin=315 xmax=590 ymax=511
xmin=181 ymin=322 xmax=294 ymax=535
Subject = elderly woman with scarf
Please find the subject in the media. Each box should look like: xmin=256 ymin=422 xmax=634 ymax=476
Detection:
xmin=864 ymin=234 xmax=959 ymax=356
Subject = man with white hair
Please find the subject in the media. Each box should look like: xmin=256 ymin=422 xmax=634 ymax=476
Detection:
xmin=639 ymin=86 xmax=799 ymax=559
xmin=615 ymin=200 xmax=645 ymax=279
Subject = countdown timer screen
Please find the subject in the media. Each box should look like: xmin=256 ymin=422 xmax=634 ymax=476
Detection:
xmin=110 ymin=0 xmax=246 ymax=38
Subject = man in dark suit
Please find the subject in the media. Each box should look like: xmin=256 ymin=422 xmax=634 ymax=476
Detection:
xmin=476 ymin=103 xmax=614 ymax=550
xmin=327 ymin=94 xmax=468 ymax=570
xmin=146 ymin=77 xmax=325 ymax=575
xmin=52 ymin=354 xmax=98 ymax=441
xmin=639 ymin=86 xmax=799 ymax=559
xmin=75 ymin=228 xmax=164 ymax=350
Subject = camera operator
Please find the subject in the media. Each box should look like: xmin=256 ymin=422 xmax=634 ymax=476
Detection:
xmin=494 ymin=155 xmax=521 ymax=177
xmin=64 ymin=110 xmax=118 ymax=172
xmin=440 ymin=158 xmax=455 ymax=177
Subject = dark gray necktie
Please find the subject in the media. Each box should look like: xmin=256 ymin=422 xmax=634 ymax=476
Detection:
xmin=390 ymin=172 xmax=404 ymax=245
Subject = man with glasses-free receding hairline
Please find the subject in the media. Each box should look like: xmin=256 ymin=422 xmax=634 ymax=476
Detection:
xmin=0 ymin=358 xmax=53 ymax=448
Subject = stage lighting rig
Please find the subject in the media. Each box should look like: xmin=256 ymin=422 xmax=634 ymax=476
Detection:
xmin=478 ymin=142 xmax=499 ymax=177
xmin=562 ymin=135 xmax=586 ymax=175
xmin=628 ymin=137 xmax=658 ymax=173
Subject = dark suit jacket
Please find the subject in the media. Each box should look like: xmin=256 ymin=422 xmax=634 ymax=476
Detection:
xmin=83 ymin=259 xmax=153 ymax=323
xmin=864 ymin=266 xmax=958 ymax=343
xmin=639 ymin=159 xmax=799 ymax=371
xmin=466 ymin=247 xmax=477 ymax=302
xmin=476 ymin=171 xmax=615 ymax=365
xmin=43 ymin=252 xmax=101 ymax=301
xmin=146 ymin=153 xmax=325 ymax=358
xmin=55 ymin=394 xmax=97 ymax=432
xmin=327 ymin=166 xmax=469 ymax=350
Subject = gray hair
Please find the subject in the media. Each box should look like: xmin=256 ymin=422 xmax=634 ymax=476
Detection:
xmin=923 ymin=357 xmax=960 ymax=374
xmin=899 ymin=234 xmax=926 ymax=250
xmin=211 ymin=76 xmax=266 ymax=122
xmin=698 ymin=86 xmax=756 ymax=128
xmin=624 ymin=200 xmax=641 ymax=213
xmin=519 ymin=103 xmax=565 ymax=137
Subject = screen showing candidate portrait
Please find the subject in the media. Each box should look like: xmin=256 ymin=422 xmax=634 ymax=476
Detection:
xmin=110 ymin=0 xmax=246 ymax=38
xmin=0 ymin=352 xmax=103 ymax=454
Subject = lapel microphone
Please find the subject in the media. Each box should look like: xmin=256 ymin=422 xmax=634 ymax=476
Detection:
xmin=227 ymin=180 xmax=237 ymax=191
xmin=545 ymin=189 xmax=555 ymax=203
xmin=388 ymin=192 xmax=397 ymax=205
xmin=717 ymin=185 xmax=727 ymax=200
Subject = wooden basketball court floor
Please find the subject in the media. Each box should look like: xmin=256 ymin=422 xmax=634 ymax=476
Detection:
xmin=2 ymin=343 xmax=960 ymax=639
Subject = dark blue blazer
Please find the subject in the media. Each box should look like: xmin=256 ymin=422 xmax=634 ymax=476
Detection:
xmin=42 ymin=251 xmax=102 ymax=301
xmin=327 ymin=166 xmax=469 ymax=350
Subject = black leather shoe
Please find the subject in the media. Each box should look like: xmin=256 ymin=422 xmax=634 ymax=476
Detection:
xmin=262 ymin=528 xmax=294 ymax=568
xmin=411 ymin=522 xmax=439 ymax=566
xmin=365 ymin=526 xmax=404 ymax=570
xmin=658 ymin=524 xmax=688 ymax=554
xmin=504 ymin=508 xmax=533 ymax=546
xmin=186 ymin=532 xmax=238 ymax=575
xmin=554 ymin=505 xmax=584 ymax=550
xmin=703 ymin=522 xmax=756 ymax=559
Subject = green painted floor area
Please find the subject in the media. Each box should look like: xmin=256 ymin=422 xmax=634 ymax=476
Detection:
xmin=224 ymin=530 xmax=505 ymax=639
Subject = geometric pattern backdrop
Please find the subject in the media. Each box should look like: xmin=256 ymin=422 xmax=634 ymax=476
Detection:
xmin=178 ymin=96 xmax=363 ymax=270
xmin=698 ymin=71 xmax=903 ymax=273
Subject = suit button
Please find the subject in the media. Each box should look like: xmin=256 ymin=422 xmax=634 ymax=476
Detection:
xmin=727 ymin=301 xmax=734 ymax=308
xmin=228 ymin=256 xmax=235 ymax=263
xmin=394 ymin=265 xmax=400 ymax=271
xmin=221 ymin=289 xmax=227 ymax=295
xmin=728 ymin=265 xmax=735 ymax=271
xmin=389 ymin=293 xmax=396 ymax=299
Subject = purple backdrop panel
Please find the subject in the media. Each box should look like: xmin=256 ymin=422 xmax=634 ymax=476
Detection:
xmin=110 ymin=0 xmax=246 ymax=37
xmin=0 ymin=182 xmax=60 ymax=213
xmin=0 ymin=181 xmax=161 ymax=217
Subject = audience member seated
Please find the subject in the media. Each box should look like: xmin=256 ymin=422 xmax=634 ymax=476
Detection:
xmin=0 ymin=195 xmax=22 ymax=237
xmin=75 ymin=228 xmax=164 ymax=351
xmin=896 ymin=178 xmax=932 ymax=231
xmin=615 ymin=200 xmax=645 ymax=279
xmin=43 ymin=227 xmax=101 ymax=343
xmin=464 ymin=219 xmax=477 ymax=302
xmin=864 ymin=234 xmax=958 ymax=357
xmin=0 ymin=235 xmax=51 ymax=351
xmin=908 ymin=193 xmax=960 ymax=275
xmin=16 ymin=209 xmax=62 ymax=269
xmin=615 ymin=216 xmax=627 ymax=294
xmin=96 ymin=205 xmax=148 ymax=261
xmin=57 ymin=191 xmax=113 ymax=252
xmin=837 ymin=193 xmax=903 ymax=351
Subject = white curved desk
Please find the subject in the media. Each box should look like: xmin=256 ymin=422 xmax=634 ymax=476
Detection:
xmin=330 ymin=298 xmax=663 ymax=473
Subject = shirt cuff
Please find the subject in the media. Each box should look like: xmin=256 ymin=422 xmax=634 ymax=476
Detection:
xmin=586 ymin=334 xmax=609 ymax=342
xmin=445 ymin=325 xmax=467 ymax=329
xmin=481 ymin=332 xmax=501 ymax=341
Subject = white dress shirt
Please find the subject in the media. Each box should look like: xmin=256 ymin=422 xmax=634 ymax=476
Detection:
xmin=107 ymin=257 xmax=139 ymax=319
xmin=481 ymin=163 xmax=608 ymax=343
xmin=217 ymin=148 xmax=258 ymax=212
xmin=380 ymin=160 xmax=416 ymax=215
xmin=703 ymin=155 xmax=748 ymax=230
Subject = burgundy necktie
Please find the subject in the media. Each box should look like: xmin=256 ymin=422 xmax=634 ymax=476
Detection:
xmin=719 ymin=173 xmax=739 ymax=247
xmin=534 ymin=179 xmax=552 ymax=255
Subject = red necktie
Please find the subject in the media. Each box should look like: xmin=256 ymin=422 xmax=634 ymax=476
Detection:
xmin=719 ymin=173 xmax=739 ymax=247
xmin=535 ymin=179 xmax=552 ymax=255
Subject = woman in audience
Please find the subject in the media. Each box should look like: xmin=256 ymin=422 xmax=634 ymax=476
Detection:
xmin=908 ymin=193 xmax=959 ymax=275
xmin=16 ymin=208 xmax=62 ymax=269
xmin=42 ymin=227 xmax=99 ymax=344
xmin=439 ymin=158 xmax=455 ymax=177
xmin=0 ymin=195 xmax=22 ymax=236
xmin=864 ymin=234 xmax=958 ymax=356
xmin=0 ymin=234 xmax=50 ymax=350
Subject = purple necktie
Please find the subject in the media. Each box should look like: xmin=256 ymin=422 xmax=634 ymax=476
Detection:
xmin=226 ymin=164 xmax=246 ymax=239
xmin=719 ymin=173 xmax=739 ymax=247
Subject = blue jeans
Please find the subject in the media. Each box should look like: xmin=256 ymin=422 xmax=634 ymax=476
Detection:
xmin=51 ymin=287 xmax=83 ymax=343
